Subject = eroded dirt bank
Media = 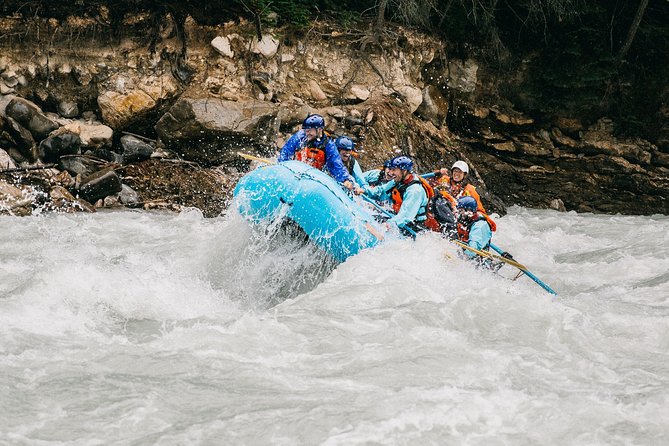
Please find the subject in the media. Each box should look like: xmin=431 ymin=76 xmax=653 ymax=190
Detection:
xmin=1 ymin=3 xmax=667 ymax=216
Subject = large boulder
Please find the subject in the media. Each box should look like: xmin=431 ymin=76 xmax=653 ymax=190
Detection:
xmin=97 ymin=73 xmax=180 ymax=129
xmin=155 ymin=98 xmax=280 ymax=165
xmin=5 ymin=97 xmax=59 ymax=140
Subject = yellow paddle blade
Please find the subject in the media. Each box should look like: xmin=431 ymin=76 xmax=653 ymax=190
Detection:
xmin=237 ymin=151 xmax=275 ymax=165
xmin=451 ymin=239 xmax=527 ymax=270
xmin=364 ymin=223 xmax=385 ymax=241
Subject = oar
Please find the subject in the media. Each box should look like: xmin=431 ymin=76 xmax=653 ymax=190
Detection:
xmin=488 ymin=243 xmax=557 ymax=295
xmin=359 ymin=194 xmax=418 ymax=238
xmin=452 ymin=240 xmax=525 ymax=269
xmin=237 ymin=151 xmax=275 ymax=164
xmin=420 ymin=172 xmax=436 ymax=179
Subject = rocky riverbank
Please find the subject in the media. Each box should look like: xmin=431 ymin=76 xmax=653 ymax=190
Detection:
xmin=1 ymin=5 xmax=667 ymax=216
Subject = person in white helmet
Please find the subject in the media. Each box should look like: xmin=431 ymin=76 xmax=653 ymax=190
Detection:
xmin=429 ymin=160 xmax=486 ymax=213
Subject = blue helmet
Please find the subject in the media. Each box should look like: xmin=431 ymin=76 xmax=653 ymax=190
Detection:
xmin=386 ymin=155 xmax=413 ymax=171
xmin=302 ymin=114 xmax=325 ymax=129
xmin=457 ymin=196 xmax=477 ymax=212
xmin=335 ymin=136 xmax=355 ymax=151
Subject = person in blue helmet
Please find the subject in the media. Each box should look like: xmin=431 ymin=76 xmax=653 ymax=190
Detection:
xmin=278 ymin=114 xmax=356 ymax=190
xmin=335 ymin=135 xmax=367 ymax=191
xmin=364 ymin=155 xmax=439 ymax=232
xmin=363 ymin=159 xmax=391 ymax=187
xmin=456 ymin=196 xmax=497 ymax=260
xmin=362 ymin=159 xmax=392 ymax=205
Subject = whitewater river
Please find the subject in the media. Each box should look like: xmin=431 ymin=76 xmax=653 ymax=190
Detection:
xmin=1 ymin=207 xmax=668 ymax=444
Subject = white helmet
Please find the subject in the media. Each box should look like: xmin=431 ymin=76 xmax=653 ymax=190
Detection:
xmin=451 ymin=160 xmax=469 ymax=174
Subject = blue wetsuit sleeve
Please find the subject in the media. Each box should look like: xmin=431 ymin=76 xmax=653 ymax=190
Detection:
xmin=278 ymin=131 xmax=304 ymax=162
xmin=389 ymin=183 xmax=425 ymax=228
xmin=324 ymin=140 xmax=353 ymax=183
xmin=363 ymin=180 xmax=395 ymax=200
xmin=465 ymin=220 xmax=493 ymax=258
xmin=363 ymin=169 xmax=380 ymax=184
xmin=352 ymin=160 xmax=368 ymax=187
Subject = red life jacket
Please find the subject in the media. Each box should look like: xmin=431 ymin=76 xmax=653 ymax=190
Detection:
xmin=390 ymin=174 xmax=441 ymax=232
xmin=294 ymin=133 xmax=329 ymax=170
xmin=457 ymin=212 xmax=497 ymax=243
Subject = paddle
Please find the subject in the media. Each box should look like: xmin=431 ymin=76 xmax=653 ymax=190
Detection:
xmin=366 ymin=189 xmax=557 ymax=294
xmin=237 ymin=151 xmax=274 ymax=164
xmin=488 ymin=243 xmax=557 ymax=295
xmin=359 ymin=194 xmax=418 ymax=238
xmin=451 ymin=239 xmax=524 ymax=268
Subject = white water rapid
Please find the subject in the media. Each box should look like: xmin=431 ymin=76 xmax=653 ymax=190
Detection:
xmin=1 ymin=207 xmax=668 ymax=444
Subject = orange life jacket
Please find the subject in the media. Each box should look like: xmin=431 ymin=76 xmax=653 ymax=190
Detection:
xmin=439 ymin=190 xmax=458 ymax=209
xmin=390 ymin=175 xmax=441 ymax=232
xmin=295 ymin=147 xmax=326 ymax=170
xmin=436 ymin=176 xmax=486 ymax=213
xmin=457 ymin=212 xmax=497 ymax=243
xmin=294 ymin=133 xmax=330 ymax=170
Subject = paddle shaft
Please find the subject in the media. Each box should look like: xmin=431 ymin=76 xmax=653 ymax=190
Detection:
xmin=489 ymin=243 xmax=557 ymax=295
xmin=359 ymin=195 xmax=418 ymax=237
xmin=237 ymin=151 xmax=275 ymax=164
xmin=452 ymin=240 xmax=524 ymax=268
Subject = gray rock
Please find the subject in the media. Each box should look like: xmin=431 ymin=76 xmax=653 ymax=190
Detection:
xmin=415 ymin=85 xmax=448 ymax=127
xmin=118 ymin=184 xmax=139 ymax=205
xmin=549 ymin=198 xmax=567 ymax=212
xmin=58 ymin=155 xmax=100 ymax=177
xmin=252 ymin=72 xmax=271 ymax=94
xmin=5 ymin=97 xmax=59 ymax=140
xmin=5 ymin=117 xmax=37 ymax=161
xmin=38 ymin=132 xmax=81 ymax=163
xmin=79 ymin=168 xmax=122 ymax=203
xmin=211 ymin=36 xmax=234 ymax=58
xmin=57 ymin=100 xmax=79 ymax=118
xmin=120 ymin=135 xmax=154 ymax=163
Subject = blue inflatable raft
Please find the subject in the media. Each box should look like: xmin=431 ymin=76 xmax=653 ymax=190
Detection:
xmin=233 ymin=161 xmax=385 ymax=262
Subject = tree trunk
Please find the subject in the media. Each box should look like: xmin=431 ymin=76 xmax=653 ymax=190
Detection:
xmin=616 ymin=0 xmax=649 ymax=65
xmin=374 ymin=0 xmax=388 ymax=35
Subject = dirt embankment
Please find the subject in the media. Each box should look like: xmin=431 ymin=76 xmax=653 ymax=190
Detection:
xmin=1 ymin=4 xmax=667 ymax=216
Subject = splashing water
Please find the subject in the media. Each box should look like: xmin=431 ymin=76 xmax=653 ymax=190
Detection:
xmin=1 ymin=207 xmax=668 ymax=444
